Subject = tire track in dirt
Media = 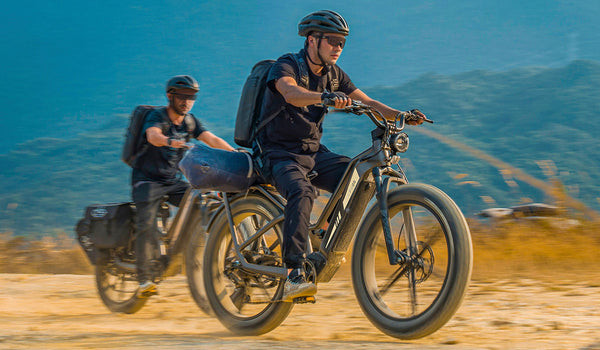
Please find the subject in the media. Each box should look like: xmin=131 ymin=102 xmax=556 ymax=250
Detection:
xmin=1 ymin=273 xmax=599 ymax=349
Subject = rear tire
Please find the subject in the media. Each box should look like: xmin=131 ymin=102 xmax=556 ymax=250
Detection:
xmin=203 ymin=194 xmax=293 ymax=335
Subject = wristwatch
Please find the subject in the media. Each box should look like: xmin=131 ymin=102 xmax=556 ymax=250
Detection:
xmin=167 ymin=137 xmax=173 ymax=146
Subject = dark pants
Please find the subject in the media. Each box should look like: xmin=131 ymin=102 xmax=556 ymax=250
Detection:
xmin=132 ymin=180 xmax=189 ymax=282
xmin=264 ymin=145 xmax=350 ymax=269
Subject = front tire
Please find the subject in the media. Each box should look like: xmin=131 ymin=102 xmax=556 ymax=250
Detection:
xmin=95 ymin=252 xmax=147 ymax=314
xmin=185 ymin=214 xmax=213 ymax=315
xmin=352 ymin=183 xmax=472 ymax=339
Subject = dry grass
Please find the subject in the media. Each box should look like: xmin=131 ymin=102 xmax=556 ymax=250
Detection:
xmin=469 ymin=218 xmax=600 ymax=280
xmin=0 ymin=232 xmax=93 ymax=274
xmin=2 ymin=218 xmax=599 ymax=280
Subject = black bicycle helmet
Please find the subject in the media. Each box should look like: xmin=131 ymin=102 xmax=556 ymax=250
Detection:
xmin=298 ymin=10 xmax=349 ymax=37
xmin=166 ymin=75 xmax=200 ymax=93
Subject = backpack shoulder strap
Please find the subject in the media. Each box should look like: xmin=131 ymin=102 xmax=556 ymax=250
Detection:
xmin=288 ymin=52 xmax=309 ymax=89
xmin=159 ymin=109 xmax=197 ymax=140
xmin=256 ymin=53 xmax=308 ymax=132
xmin=157 ymin=107 xmax=170 ymax=134
xmin=184 ymin=114 xmax=196 ymax=136
xmin=327 ymin=65 xmax=339 ymax=92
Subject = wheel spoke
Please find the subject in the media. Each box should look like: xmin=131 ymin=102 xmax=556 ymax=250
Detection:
xmin=380 ymin=264 xmax=408 ymax=296
xmin=204 ymin=196 xmax=291 ymax=327
xmin=353 ymin=184 xmax=472 ymax=338
xmin=407 ymin=269 xmax=418 ymax=315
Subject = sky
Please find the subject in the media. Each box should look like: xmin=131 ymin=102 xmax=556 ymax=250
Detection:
xmin=1 ymin=0 xmax=598 ymax=151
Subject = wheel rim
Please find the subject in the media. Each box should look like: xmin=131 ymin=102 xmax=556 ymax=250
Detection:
xmin=211 ymin=209 xmax=285 ymax=319
xmin=362 ymin=201 xmax=451 ymax=319
xmin=98 ymin=259 xmax=139 ymax=304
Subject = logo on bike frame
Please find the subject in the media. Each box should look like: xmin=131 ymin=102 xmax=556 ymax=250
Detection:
xmin=90 ymin=208 xmax=108 ymax=218
xmin=325 ymin=169 xmax=360 ymax=249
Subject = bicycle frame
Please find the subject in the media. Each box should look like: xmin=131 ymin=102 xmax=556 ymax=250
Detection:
xmin=113 ymin=188 xmax=207 ymax=273
xmin=219 ymin=109 xmax=415 ymax=283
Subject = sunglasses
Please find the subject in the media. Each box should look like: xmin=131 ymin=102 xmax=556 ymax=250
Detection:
xmin=321 ymin=35 xmax=346 ymax=49
xmin=172 ymin=92 xmax=197 ymax=101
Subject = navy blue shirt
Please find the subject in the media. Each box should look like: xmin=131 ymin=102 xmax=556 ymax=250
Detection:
xmin=258 ymin=50 xmax=357 ymax=154
xmin=132 ymin=107 xmax=206 ymax=185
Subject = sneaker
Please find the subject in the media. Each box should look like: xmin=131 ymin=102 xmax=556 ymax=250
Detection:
xmin=281 ymin=268 xmax=317 ymax=302
xmin=137 ymin=280 xmax=158 ymax=298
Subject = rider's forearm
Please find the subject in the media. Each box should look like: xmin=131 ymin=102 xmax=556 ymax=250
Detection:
xmin=198 ymin=131 xmax=235 ymax=151
xmin=146 ymin=127 xmax=169 ymax=147
xmin=212 ymin=137 xmax=235 ymax=152
xmin=275 ymin=77 xmax=322 ymax=107
xmin=371 ymin=101 xmax=402 ymax=121
xmin=283 ymin=90 xmax=323 ymax=107
xmin=349 ymin=90 xmax=400 ymax=120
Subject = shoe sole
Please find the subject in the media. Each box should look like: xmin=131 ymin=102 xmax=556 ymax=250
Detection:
xmin=282 ymin=284 xmax=317 ymax=302
xmin=293 ymin=296 xmax=316 ymax=304
xmin=137 ymin=285 xmax=158 ymax=298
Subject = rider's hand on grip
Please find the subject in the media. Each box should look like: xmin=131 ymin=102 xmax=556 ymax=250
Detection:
xmin=405 ymin=109 xmax=433 ymax=125
xmin=321 ymin=91 xmax=351 ymax=108
xmin=167 ymin=137 xmax=190 ymax=148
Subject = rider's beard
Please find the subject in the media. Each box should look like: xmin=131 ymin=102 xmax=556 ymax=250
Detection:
xmin=170 ymin=98 xmax=190 ymax=116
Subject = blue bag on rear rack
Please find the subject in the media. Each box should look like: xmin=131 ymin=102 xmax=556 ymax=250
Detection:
xmin=179 ymin=144 xmax=257 ymax=192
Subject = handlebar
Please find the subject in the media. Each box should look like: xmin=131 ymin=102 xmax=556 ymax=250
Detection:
xmin=328 ymin=100 xmax=433 ymax=131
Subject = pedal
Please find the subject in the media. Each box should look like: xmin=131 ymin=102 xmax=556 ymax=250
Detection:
xmin=293 ymin=296 xmax=316 ymax=304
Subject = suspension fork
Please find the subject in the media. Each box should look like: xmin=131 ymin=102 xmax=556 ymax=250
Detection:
xmin=373 ymin=167 xmax=398 ymax=265
xmin=373 ymin=167 xmax=417 ymax=265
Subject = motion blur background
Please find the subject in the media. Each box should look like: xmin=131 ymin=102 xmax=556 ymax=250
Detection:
xmin=0 ymin=1 xmax=599 ymax=277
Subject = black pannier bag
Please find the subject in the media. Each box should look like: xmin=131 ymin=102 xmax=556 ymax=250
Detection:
xmin=179 ymin=144 xmax=257 ymax=192
xmin=75 ymin=202 xmax=133 ymax=255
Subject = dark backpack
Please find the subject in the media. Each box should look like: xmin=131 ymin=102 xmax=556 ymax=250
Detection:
xmin=121 ymin=105 xmax=196 ymax=167
xmin=233 ymin=52 xmax=339 ymax=148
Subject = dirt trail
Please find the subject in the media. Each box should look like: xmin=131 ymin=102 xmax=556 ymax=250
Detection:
xmin=1 ymin=273 xmax=599 ymax=349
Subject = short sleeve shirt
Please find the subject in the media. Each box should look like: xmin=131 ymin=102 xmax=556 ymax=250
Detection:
xmin=258 ymin=50 xmax=357 ymax=154
xmin=132 ymin=107 xmax=206 ymax=185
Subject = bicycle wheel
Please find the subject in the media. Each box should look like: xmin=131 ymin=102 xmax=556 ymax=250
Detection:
xmin=185 ymin=214 xmax=213 ymax=315
xmin=96 ymin=251 xmax=147 ymax=314
xmin=203 ymin=194 xmax=293 ymax=335
xmin=352 ymin=183 xmax=472 ymax=339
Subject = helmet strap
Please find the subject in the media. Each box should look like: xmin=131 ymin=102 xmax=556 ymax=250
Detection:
xmin=305 ymin=35 xmax=327 ymax=68
xmin=316 ymin=37 xmax=328 ymax=68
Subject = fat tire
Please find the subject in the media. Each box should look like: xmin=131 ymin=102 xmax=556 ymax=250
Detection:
xmin=185 ymin=215 xmax=213 ymax=315
xmin=203 ymin=194 xmax=293 ymax=335
xmin=352 ymin=183 xmax=472 ymax=339
xmin=95 ymin=254 xmax=147 ymax=314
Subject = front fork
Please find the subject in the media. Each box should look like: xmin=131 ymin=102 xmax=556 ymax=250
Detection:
xmin=373 ymin=167 xmax=420 ymax=310
xmin=372 ymin=168 xmax=417 ymax=266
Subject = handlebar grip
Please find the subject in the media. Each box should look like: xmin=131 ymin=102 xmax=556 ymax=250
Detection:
xmin=322 ymin=97 xmax=336 ymax=107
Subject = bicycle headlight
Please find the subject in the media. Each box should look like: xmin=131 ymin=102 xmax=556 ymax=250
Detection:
xmin=390 ymin=133 xmax=409 ymax=153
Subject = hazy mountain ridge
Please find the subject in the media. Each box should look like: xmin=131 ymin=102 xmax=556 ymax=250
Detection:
xmin=3 ymin=1 xmax=599 ymax=152
xmin=1 ymin=61 xmax=599 ymax=236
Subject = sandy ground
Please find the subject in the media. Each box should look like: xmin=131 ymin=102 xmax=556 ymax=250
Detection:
xmin=0 ymin=272 xmax=599 ymax=350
